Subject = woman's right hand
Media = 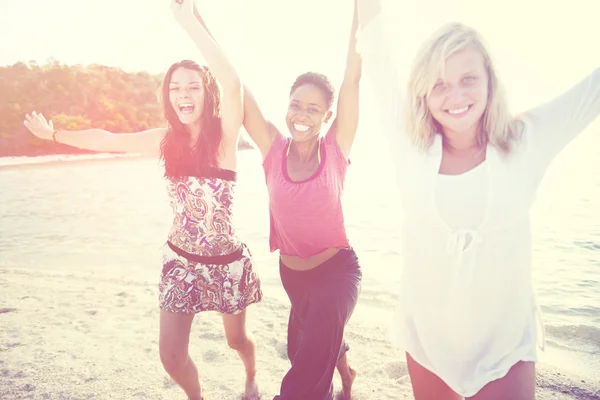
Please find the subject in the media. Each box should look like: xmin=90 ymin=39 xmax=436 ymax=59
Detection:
xmin=170 ymin=0 xmax=196 ymax=32
xmin=357 ymin=0 xmax=381 ymax=28
xmin=24 ymin=111 xmax=54 ymax=141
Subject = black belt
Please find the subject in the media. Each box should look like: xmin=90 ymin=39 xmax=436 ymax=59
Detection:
xmin=167 ymin=241 xmax=244 ymax=265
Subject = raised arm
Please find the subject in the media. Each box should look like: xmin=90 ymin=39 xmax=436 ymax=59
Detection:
xmin=357 ymin=0 xmax=408 ymax=153
xmin=334 ymin=0 xmax=363 ymax=159
xmin=522 ymin=67 xmax=600 ymax=164
xmin=171 ymin=0 xmax=243 ymax=139
xmin=188 ymin=3 xmax=277 ymax=159
xmin=242 ymin=87 xmax=279 ymax=159
xmin=23 ymin=111 xmax=165 ymax=154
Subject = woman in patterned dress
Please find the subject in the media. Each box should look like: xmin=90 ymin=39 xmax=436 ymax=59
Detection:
xmin=23 ymin=1 xmax=262 ymax=399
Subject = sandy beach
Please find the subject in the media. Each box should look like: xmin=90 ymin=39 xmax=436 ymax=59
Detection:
xmin=1 ymin=263 xmax=599 ymax=400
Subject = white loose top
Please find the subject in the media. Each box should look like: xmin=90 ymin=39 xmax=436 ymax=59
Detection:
xmin=436 ymin=162 xmax=488 ymax=230
xmin=359 ymin=8 xmax=600 ymax=397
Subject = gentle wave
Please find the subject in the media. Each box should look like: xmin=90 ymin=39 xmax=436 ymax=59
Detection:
xmin=545 ymin=324 xmax=600 ymax=354
xmin=574 ymin=240 xmax=600 ymax=252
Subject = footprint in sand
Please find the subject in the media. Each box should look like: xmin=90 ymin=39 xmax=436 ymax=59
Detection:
xmin=163 ymin=376 xmax=177 ymax=389
xmin=384 ymin=361 xmax=408 ymax=381
xmin=269 ymin=339 xmax=288 ymax=360
xmin=202 ymin=349 xmax=220 ymax=362
xmin=19 ymin=383 xmax=36 ymax=392
xmin=13 ymin=371 xmax=26 ymax=378
xmin=197 ymin=331 xmax=223 ymax=341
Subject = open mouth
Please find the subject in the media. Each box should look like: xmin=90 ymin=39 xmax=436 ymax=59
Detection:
xmin=293 ymin=123 xmax=311 ymax=132
xmin=445 ymin=105 xmax=472 ymax=117
xmin=178 ymin=103 xmax=195 ymax=115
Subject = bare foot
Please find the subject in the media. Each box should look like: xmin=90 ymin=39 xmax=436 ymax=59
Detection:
xmin=243 ymin=379 xmax=260 ymax=400
xmin=188 ymin=390 xmax=204 ymax=400
xmin=340 ymin=367 xmax=356 ymax=400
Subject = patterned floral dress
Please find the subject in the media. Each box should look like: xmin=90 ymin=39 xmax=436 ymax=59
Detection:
xmin=159 ymin=169 xmax=262 ymax=314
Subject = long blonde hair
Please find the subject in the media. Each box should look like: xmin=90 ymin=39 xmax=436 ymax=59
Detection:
xmin=404 ymin=22 xmax=519 ymax=154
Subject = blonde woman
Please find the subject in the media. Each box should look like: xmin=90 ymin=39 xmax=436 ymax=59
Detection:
xmin=357 ymin=1 xmax=600 ymax=399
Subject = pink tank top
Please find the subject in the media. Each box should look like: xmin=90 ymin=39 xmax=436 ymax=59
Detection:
xmin=263 ymin=128 xmax=350 ymax=258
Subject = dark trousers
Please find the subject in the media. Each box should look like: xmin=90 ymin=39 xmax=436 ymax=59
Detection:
xmin=274 ymin=249 xmax=362 ymax=400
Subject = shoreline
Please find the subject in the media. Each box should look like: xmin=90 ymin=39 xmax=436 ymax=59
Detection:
xmin=0 ymin=152 xmax=152 ymax=168
xmin=0 ymin=147 xmax=257 ymax=169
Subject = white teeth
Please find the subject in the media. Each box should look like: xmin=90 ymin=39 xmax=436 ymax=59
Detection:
xmin=448 ymin=106 xmax=469 ymax=115
xmin=178 ymin=104 xmax=195 ymax=115
xmin=294 ymin=124 xmax=310 ymax=132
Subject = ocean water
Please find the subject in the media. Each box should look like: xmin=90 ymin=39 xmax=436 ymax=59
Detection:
xmin=0 ymin=131 xmax=599 ymax=379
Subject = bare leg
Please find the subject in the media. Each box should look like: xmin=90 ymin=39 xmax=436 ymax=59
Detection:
xmin=159 ymin=310 xmax=204 ymax=400
xmin=336 ymin=352 xmax=356 ymax=400
xmin=222 ymin=310 xmax=260 ymax=399
xmin=467 ymin=361 xmax=535 ymax=400
xmin=406 ymin=352 xmax=462 ymax=400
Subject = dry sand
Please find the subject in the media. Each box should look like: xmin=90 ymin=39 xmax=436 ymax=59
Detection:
xmin=1 ymin=266 xmax=599 ymax=400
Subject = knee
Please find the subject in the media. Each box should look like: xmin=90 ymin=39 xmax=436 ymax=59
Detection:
xmin=226 ymin=334 xmax=249 ymax=351
xmin=159 ymin=344 xmax=188 ymax=375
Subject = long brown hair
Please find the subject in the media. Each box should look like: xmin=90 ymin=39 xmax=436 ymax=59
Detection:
xmin=159 ymin=60 xmax=222 ymax=177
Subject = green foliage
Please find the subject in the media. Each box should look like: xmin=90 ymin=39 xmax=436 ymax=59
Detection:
xmin=0 ymin=60 xmax=252 ymax=156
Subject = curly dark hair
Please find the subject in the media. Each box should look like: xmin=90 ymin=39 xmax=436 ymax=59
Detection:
xmin=159 ymin=60 xmax=222 ymax=177
xmin=290 ymin=72 xmax=336 ymax=109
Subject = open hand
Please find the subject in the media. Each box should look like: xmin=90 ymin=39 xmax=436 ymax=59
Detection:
xmin=170 ymin=0 xmax=196 ymax=30
xmin=357 ymin=0 xmax=381 ymax=28
xmin=24 ymin=111 xmax=54 ymax=140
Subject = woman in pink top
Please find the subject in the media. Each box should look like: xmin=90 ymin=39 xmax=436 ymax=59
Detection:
xmin=243 ymin=1 xmax=364 ymax=398
xmin=194 ymin=0 xmax=362 ymax=397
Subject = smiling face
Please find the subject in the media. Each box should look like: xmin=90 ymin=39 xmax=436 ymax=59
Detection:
xmin=160 ymin=61 xmax=224 ymax=177
xmin=286 ymin=83 xmax=332 ymax=141
xmin=168 ymin=67 xmax=206 ymax=126
xmin=426 ymin=45 xmax=489 ymax=140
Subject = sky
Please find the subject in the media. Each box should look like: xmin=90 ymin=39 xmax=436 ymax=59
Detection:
xmin=1 ymin=0 xmax=599 ymax=117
